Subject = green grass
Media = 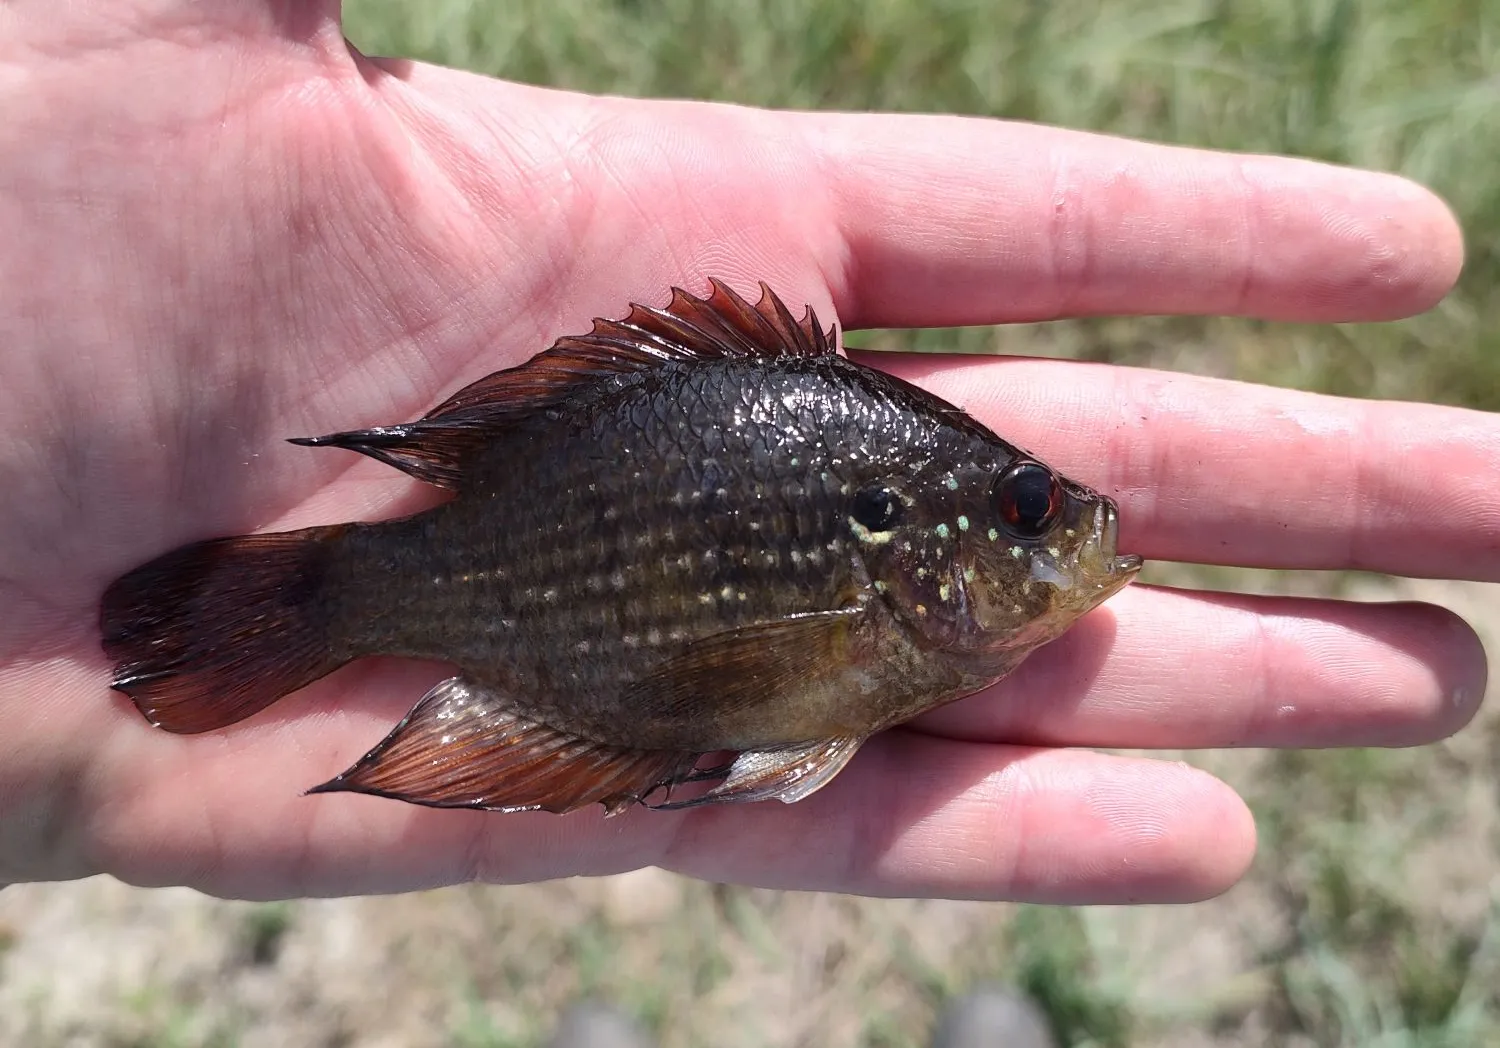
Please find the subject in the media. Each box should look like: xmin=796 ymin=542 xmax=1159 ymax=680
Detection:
xmin=112 ymin=984 xmax=241 ymax=1048
xmin=234 ymin=902 xmax=293 ymax=966
xmin=1007 ymin=908 xmax=1134 ymax=1048
xmin=335 ymin=3 xmax=1500 ymax=1045
xmin=1248 ymin=746 xmax=1500 ymax=1047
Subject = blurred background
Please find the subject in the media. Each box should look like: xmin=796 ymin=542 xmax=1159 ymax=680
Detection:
xmin=3 ymin=1 xmax=1497 ymax=1045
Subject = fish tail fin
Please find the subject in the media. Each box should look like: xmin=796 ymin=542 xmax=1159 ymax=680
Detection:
xmin=100 ymin=525 xmax=352 ymax=734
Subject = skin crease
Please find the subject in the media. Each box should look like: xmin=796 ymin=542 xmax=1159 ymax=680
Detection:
xmin=0 ymin=0 xmax=1493 ymax=901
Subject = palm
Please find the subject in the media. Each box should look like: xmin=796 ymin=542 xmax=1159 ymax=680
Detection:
xmin=0 ymin=3 xmax=1491 ymax=901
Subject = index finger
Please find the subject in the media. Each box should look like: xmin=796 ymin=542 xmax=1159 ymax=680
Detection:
xmin=793 ymin=113 xmax=1462 ymax=328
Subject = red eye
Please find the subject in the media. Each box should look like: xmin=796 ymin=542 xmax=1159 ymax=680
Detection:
xmin=993 ymin=463 xmax=1063 ymax=538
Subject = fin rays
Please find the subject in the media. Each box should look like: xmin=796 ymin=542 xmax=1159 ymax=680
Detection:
xmin=650 ymin=736 xmax=865 ymax=809
xmin=100 ymin=526 xmax=347 ymax=733
xmin=308 ymin=676 xmax=702 ymax=816
xmin=306 ymin=674 xmax=867 ymax=816
xmin=289 ymin=280 xmax=836 ymax=490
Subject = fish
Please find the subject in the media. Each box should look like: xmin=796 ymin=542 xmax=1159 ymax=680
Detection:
xmin=99 ymin=279 xmax=1142 ymax=816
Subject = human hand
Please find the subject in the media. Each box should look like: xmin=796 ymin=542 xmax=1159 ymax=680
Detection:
xmin=0 ymin=0 xmax=1490 ymax=901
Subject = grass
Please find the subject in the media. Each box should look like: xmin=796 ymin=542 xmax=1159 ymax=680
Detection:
xmin=234 ymin=902 xmax=293 ymax=966
xmin=1248 ymin=745 xmax=1500 ymax=1046
xmin=1007 ymin=908 xmax=1134 ymax=1048
xmin=111 ymin=984 xmax=241 ymax=1048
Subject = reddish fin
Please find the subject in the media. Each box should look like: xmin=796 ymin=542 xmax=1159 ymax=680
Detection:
xmin=651 ymin=736 xmax=864 ymax=809
xmin=575 ymin=278 xmax=836 ymax=363
xmin=287 ymin=280 xmax=837 ymax=490
xmin=100 ymin=526 xmax=349 ymax=734
xmin=308 ymin=676 xmax=702 ymax=816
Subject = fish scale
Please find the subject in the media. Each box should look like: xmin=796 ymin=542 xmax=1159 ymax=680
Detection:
xmin=100 ymin=279 xmax=1141 ymax=814
xmin=337 ymin=360 xmax=903 ymax=706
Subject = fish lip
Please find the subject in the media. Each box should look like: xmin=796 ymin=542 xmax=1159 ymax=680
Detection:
xmin=1081 ymin=501 xmax=1143 ymax=586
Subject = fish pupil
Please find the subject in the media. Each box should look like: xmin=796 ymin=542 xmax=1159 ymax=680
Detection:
xmin=852 ymin=485 xmax=902 ymax=531
xmin=994 ymin=462 xmax=1063 ymax=538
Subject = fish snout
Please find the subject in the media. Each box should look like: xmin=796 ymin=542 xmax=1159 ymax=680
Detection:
xmin=1081 ymin=499 xmax=1143 ymax=587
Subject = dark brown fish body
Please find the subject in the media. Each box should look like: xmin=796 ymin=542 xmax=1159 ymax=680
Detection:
xmin=102 ymin=281 xmax=1141 ymax=814
xmin=330 ymin=355 xmax=1017 ymax=750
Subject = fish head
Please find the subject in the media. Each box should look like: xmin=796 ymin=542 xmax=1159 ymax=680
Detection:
xmin=851 ymin=454 xmax=1142 ymax=662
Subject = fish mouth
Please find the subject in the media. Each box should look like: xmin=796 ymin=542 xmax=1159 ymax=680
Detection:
xmin=1019 ymin=498 xmax=1142 ymax=613
xmin=1080 ymin=500 xmax=1143 ymax=589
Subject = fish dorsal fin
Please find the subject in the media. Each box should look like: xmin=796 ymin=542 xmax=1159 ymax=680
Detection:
xmin=571 ymin=277 xmax=835 ymax=364
xmin=289 ymin=279 xmax=837 ymax=489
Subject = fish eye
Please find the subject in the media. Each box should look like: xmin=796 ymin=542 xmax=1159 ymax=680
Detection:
xmin=852 ymin=485 xmax=903 ymax=532
xmin=992 ymin=462 xmax=1063 ymax=539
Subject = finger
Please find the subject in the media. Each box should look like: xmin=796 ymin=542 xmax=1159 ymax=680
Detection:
xmin=48 ymin=578 xmax=1490 ymax=893
xmin=82 ymin=660 xmax=675 ymax=898
xmin=87 ymin=699 xmax=1253 ymax=904
xmin=663 ymin=737 xmax=1255 ymax=904
xmin=915 ymin=584 xmax=1487 ymax=749
xmin=793 ymin=112 xmax=1462 ymax=327
xmin=856 ymin=353 xmax=1500 ymax=581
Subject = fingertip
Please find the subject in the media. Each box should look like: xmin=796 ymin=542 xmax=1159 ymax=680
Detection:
xmin=1400 ymin=177 xmax=1466 ymax=313
xmin=1395 ymin=600 xmax=1489 ymax=744
xmin=1075 ymin=758 xmax=1257 ymax=904
xmin=1359 ymin=171 xmax=1465 ymax=318
xmin=1293 ymin=165 xmax=1465 ymax=320
xmin=1187 ymin=766 xmax=1258 ymax=901
xmin=912 ymin=747 xmax=1258 ymax=904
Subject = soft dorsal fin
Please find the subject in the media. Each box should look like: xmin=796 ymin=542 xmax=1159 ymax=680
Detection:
xmin=289 ymin=280 xmax=838 ymax=489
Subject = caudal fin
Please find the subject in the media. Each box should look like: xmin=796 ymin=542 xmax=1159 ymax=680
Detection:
xmin=100 ymin=525 xmax=350 ymax=734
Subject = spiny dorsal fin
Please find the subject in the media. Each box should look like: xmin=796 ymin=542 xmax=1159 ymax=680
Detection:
xmin=289 ymin=279 xmax=837 ymax=490
xmin=577 ymin=278 xmax=834 ymax=363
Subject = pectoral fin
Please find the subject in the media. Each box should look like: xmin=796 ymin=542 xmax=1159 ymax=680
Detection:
xmin=308 ymin=676 xmax=700 ymax=816
xmin=650 ymin=736 xmax=865 ymax=808
xmin=621 ymin=607 xmax=868 ymax=728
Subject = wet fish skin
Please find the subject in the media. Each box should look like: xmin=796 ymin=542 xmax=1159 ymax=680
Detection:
xmin=327 ymin=355 xmax=1039 ymax=748
xmin=101 ymin=280 xmax=1141 ymax=815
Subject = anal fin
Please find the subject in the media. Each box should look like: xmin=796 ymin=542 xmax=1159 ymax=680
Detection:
xmin=308 ymin=676 xmax=700 ymax=816
xmin=650 ymin=735 xmax=865 ymax=809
